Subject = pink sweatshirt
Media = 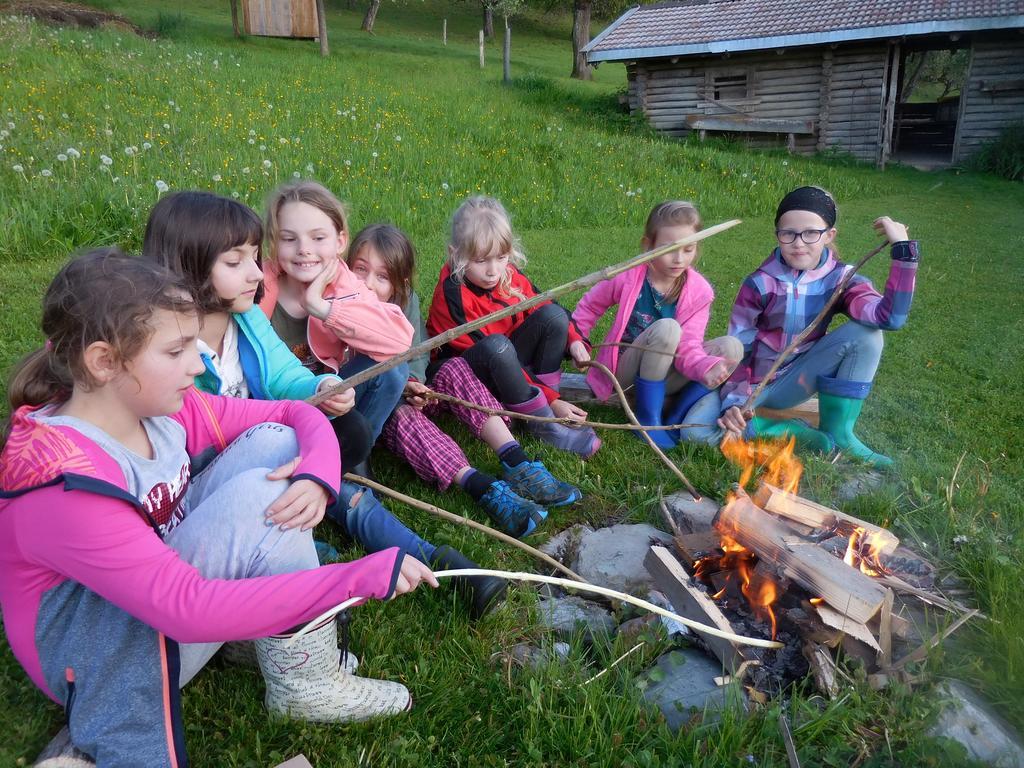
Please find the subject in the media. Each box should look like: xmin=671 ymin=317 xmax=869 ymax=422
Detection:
xmin=259 ymin=258 xmax=413 ymax=370
xmin=571 ymin=264 xmax=723 ymax=401
xmin=0 ymin=388 xmax=402 ymax=700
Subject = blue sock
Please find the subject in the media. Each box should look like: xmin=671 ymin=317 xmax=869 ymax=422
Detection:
xmin=498 ymin=440 xmax=530 ymax=467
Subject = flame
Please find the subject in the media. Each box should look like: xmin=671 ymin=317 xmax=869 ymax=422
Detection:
xmin=720 ymin=435 xmax=803 ymax=493
xmin=809 ymin=597 xmax=824 ymax=605
xmin=843 ymin=527 xmax=888 ymax=577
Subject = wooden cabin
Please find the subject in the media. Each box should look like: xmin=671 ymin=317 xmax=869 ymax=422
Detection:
xmin=584 ymin=0 xmax=1024 ymax=167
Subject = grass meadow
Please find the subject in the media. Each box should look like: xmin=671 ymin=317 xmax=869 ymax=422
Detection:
xmin=1 ymin=1 xmax=1023 ymax=765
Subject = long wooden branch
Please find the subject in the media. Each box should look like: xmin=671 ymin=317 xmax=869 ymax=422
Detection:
xmin=580 ymin=359 xmax=702 ymax=502
xmin=343 ymin=472 xmax=584 ymax=582
xmin=421 ymin=389 xmax=715 ymax=431
xmin=306 ymin=219 xmax=742 ymax=407
xmin=740 ymin=239 xmax=890 ymax=413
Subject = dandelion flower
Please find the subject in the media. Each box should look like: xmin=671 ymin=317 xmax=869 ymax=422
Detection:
xmin=41 ymin=169 xmax=52 ymax=177
xmin=104 ymin=129 xmax=113 ymax=137
xmin=375 ymin=122 xmax=381 ymax=129
xmin=56 ymin=153 xmax=68 ymax=162
xmin=293 ymin=171 xmax=301 ymax=178
xmin=262 ymin=159 xmax=272 ymax=169
xmin=305 ymin=163 xmax=314 ymax=174
xmin=12 ymin=163 xmax=24 ymax=173
xmin=163 ymin=123 xmax=171 ymax=129
xmin=231 ymin=191 xmax=239 ymax=198
xmin=142 ymin=142 xmax=152 ymax=150
xmin=259 ymin=144 xmax=266 ymax=151
xmin=441 ymin=182 xmax=450 ymax=191
xmin=155 ymin=180 xmax=169 ymax=193
xmin=372 ymin=151 xmax=378 ymax=158
xmin=336 ymin=109 xmax=342 ymax=115
xmin=344 ymin=159 xmax=351 ymax=167
xmin=7 ymin=121 xmax=15 ymax=129
xmin=248 ymin=139 xmax=255 ymax=145
xmin=242 ymin=166 xmax=250 ymax=174
xmin=124 ymin=146 xmax=136 ymax=156
xmin=67 ymin=148 xmax=80 ymax=159
xmin=279 ymin=138 xmax=288 ymax=144
xmin=395 ymin=135 xmax=401 ymax=142
xmin=212 ymin=173 xmax=222 ymax=182
xmin=100 ymin=155 xmax=113 ymax=166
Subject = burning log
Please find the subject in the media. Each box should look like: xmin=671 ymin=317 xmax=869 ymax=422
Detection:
xmin=645 ymin=546 xmax=758 ymax=674
xmin=714 ymin=494 xmax=887 ymax=625
xmin=752 ymin=482 xmax=899 ymax=554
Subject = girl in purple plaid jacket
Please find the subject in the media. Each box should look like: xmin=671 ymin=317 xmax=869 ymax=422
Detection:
xmin=713 ymin=186 xmax=920 ymax=468
xmin=346 ymin=224 xmax=582 ymax=541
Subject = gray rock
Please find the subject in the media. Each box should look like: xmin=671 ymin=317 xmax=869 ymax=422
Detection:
xmin=537 ymin=595 xmax=616 ymax=643
xmin=539 ymin=523 xmax=594 ymax=567
xmin=640 ymin=648 xmax=738 ymax=730
xmin=574 ymin=523 xmax=674 ymax=595
xmin=663 ymin=492 xmax=720 ymax=533
xmin=837 ymin=470 xmax=885 ymax=502
xmin=509 ymin=641 xmax=572 ymax=670
xmin=929 ymin=680 xmax=1024 ymax=767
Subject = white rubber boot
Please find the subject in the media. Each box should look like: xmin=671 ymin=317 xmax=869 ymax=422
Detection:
xmin=222 ymin=640 xmax=358 ymax=673
xmin=255 ymin=618 xmax=410 ymax=723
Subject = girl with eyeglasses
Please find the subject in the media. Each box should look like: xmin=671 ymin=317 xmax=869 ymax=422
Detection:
xmin=715 ymin=186 xmax=919 ymax=467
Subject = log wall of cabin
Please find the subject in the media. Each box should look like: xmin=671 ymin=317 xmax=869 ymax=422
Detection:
xmin=625 ymin=44 xmax=890 ymax=160
xmin=954 ymin=35 xmax=1024 ymax=163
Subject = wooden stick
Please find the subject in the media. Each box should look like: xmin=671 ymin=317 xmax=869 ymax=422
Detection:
xmin=306 ymin=219 xmax=742 ymax=407
xmin=580 ymin=359 xmax=703 ymax=501
xmin=886 ymin=609 xmax=979 ymax=672
xmin=741 ymin=239 xmax=890 ymax=413
xmin=422 ymin=389 xmax=715 ymax=431
xmin=779 ymin=713 xmax=802 ymax=768
xmin=291 ymin=569 xmax=786 ymax=649
xmin=658 ymin=492 xmax=686 ymax=541
xmin=877 ymin=573 xmax=984 ymax=618
xmin=343 ymin=473 xmax=584 ymax=582
xmin=581 ymin=641 xmax=646 ymax=685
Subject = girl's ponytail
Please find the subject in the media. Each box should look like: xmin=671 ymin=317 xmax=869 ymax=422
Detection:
xmin=6 ymin=347 xmax=71 ymax=413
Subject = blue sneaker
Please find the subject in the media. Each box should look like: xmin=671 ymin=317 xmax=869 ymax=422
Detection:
xmin=502 ymin=460 xmax=582 ymax=507
xmin=314 ymin=539 xmax=340 ymax=564
xmin=478 ymin=480 xmax=548 ymax=538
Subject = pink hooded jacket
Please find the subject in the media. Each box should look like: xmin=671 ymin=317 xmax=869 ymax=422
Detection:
xmin=259 ymin=258 xmax=413 ymax=371
xmin=571 ymin=264 xmax=724 ymax=402
xmin=0 ymin=388 xmax=403 ymax=701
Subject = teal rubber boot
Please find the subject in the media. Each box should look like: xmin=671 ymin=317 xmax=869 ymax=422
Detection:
xmin=633 ymin=376 xmax=678 ymax=450
xmin=750 ymin=416 xmax=835 ymax=453
xmin=816 ymin=376 xmax=893 ymax=468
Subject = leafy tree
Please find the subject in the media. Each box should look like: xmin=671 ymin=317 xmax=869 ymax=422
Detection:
xmin=902 ymin=49 xmax=970 ymax=102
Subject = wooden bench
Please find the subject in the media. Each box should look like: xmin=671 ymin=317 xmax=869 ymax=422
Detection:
xmin=685 ymin=115 xmax=816 ymax=152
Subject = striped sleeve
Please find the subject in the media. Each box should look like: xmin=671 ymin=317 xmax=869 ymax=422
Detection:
xmin=842 ymin=241 xmax=919 ymax=330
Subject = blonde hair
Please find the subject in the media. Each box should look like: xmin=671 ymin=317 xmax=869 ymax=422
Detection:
xmin=643 ymin=200 xmax=703 ymax=303
xmin=264 ymin=180 xmax=350 ymax=263
xmin=447 ymin=196 xmax=526 ymax=299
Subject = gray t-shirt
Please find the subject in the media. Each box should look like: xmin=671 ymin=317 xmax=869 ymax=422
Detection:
xmin=36 ymin=409 xmax=191 ymax=537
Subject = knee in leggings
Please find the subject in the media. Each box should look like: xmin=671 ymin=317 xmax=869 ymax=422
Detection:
xmin=237 ymin=423 xmax=300 ymax=465
xmin=645 ymin=318 xmax=682 ymax=350
xmin=533 ymin=303 xmax=569 ymax=333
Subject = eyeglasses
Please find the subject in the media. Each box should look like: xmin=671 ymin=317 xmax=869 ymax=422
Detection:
xmin=775 ymin=228 xmax=828 ymax=245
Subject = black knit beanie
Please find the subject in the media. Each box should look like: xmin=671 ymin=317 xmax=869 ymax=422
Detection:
xmin=775 ymin=186 xmax=837 ymax=227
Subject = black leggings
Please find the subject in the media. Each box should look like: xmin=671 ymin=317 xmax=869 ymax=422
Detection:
xmin=331 ymin=409 xmax=373 ymax=469
xmin=461 ymin=304 xmax=570 ymax=405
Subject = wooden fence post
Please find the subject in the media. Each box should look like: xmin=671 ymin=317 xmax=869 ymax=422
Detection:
xmin=502 ymin=18 xmax=511 ymax=83
xmin=479 ymin=29 xmax=485 ymax=68
xmin=443 ymin=18 xmax=447 ymax=45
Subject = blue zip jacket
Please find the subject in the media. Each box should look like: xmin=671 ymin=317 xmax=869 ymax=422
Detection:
xmin=194 ymin=306 xmax=338 ymax=400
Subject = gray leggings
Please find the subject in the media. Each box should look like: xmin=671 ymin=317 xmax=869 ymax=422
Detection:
xmin=168 ymin=423 xmax=320 ymax=686
xmin=615 ymin=318 xmax=743 ymax=393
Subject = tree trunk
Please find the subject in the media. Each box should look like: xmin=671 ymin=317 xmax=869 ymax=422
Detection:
xmin=362 ymin=0 xmax=381 ymax=32
xmin=901 ymin=53 xmax=928 ymax=102
xmin=229 ymin=0 xmax=241 ymax=36
xmin=315 ymin=0 xmax=329 ymax=56
xmin=570 ymin=0 xmax=592 ymax=80
xmin=502 ymin=17 xmax=511 ymax=84
xmin=482 ymin=2 xmax=494 ymax=39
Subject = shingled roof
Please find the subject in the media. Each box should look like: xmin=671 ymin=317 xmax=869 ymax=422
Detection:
xmin=585 ymin=0 xmax=1024 ymax=61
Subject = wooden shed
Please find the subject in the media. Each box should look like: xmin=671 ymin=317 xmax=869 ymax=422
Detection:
xmin=584 ymin=0 xmax=1024 ymax=167
xmin=242 ymin=0 xmax=319 ymax=39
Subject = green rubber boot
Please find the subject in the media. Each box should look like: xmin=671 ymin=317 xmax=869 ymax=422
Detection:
xmin=750 ymin=416 xmax=835 ymax=453
xmin=816 ymin=376 xmax=893 ymax=468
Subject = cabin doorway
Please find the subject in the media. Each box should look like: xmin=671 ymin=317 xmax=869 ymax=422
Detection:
xmin=892 ymin=46 xmax=969 ymax=168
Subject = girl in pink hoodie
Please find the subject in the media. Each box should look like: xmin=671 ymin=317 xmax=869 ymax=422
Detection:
xmin=572 ymin=201 xmax=743 ymax=448
xmin=0 ymin=250 xmax=436 ymax=766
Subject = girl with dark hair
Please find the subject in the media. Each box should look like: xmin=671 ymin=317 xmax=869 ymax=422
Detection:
xmin=143 ymin=190 xmax=375 ymax=471
xmin=0 ymin=250 xmax=436 ymax=765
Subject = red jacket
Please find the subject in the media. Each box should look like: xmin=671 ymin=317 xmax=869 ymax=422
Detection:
xmin=426 ymin=264 xmax=584 ymax=403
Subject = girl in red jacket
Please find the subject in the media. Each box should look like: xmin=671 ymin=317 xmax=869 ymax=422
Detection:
xmin=0 ymin=250 xmax=435 ymax=765
xmin=426 ymin=196 xmax=600 ymax=459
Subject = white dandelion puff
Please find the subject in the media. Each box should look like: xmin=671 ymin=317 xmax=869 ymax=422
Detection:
xmin=212 ymin=173 xmax=222 ymax=182
xmin=142 ymin=142 xmax=152 ymax=150
xmin=293 ymin=171 xmax=301 ymax=178
xmin=262 ymin=159 xmax=272 ymax=169
xmin=12 ymin=163 xmax=24 ymax=172
xmin=67 ymin=147 xmax=80 ymax=159
xmin=155 ymin=180 xmax=169 ymax=193
xmin=305 ymin=163 xmax=314 ymax=174
xmin=57 ymin=153 xmax=68 ymax=162
xmin=242 ymin=166 xmax=250 ymax=174
xmin=41 ymin=169 xmax=52 ymax=177
xmin=100 ymin=155 xmax=113 ymax=166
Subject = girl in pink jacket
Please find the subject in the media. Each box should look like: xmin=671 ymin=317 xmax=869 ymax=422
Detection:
xmin=0 ymin=250 xmax=435 ymax=766
xmin=572 ymin=201 xmax=743 ymax=448
xmin=258 ymin=180 xmax=414 ymax=456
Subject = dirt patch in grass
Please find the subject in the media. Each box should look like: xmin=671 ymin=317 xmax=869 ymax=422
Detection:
xmin=1 ymin=0 xmax=154 ymax=37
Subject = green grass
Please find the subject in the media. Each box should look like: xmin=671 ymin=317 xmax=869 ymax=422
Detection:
xmin=1 ymin=1 xmax=1023 ymax=765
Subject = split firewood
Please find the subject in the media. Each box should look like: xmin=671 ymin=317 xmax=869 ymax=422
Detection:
xmin=752 ymin=482 xmax=899 ymax=554
xmin=715 ymin=493 xmax=887 ymax=624
xmin=814 ymin=604 xmax=881 ymax=652
xmin=676 ymin=530 xmax=724 ymax=566
xmin=645 ymin=546 xmax=759 ymax=673
xmin=801 ymin=642 xmax=840 ymax=698
xmin=886 ymin=609 xmax=980 ymax=672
